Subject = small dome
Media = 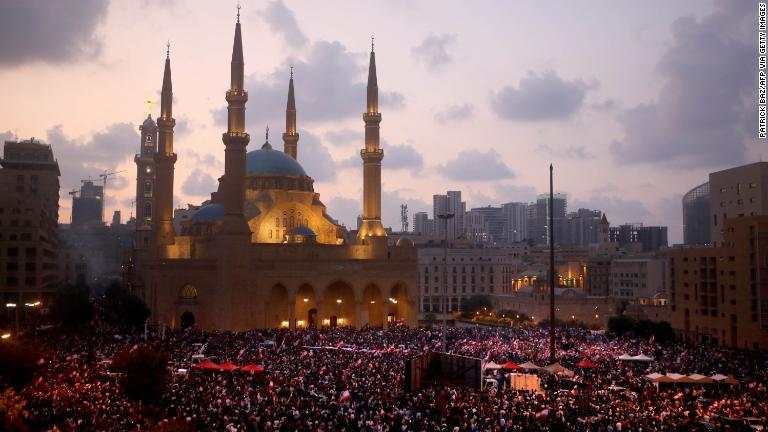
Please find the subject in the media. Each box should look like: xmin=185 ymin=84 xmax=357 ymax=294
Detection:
xmin=246 ymin=146 xmax=308 ymax=177
xmin=191 ymin=203 xmax=224 ymax=222
xmin=141 ymin=115 xmax=156 ymax=129
xmin=396 ymin=237 xmax=414 ymax=247
xmin=290 ymin=226 xmax=316 ymax=236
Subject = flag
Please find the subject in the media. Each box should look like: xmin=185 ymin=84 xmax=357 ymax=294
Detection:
xmin=339 ymin=390 xmax=351 ymax=403
xmin=649 ymin=334 xmax=655 ymax=349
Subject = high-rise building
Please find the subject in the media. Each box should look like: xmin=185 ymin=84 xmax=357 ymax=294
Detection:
xmin=666 ymin=215 xmax=768 ymax=349
xmin=682 ymin=182 xmax=710 ymax=246
xmin=413 ymin=211 xmax=434 ymax=236
xmin=71 ymin=180 xmax=104 ymax=228
xmin=0 ymin=138 xmax=61 ymax=305
xmin=502 ymin=202 xmax=528 ymax=243
xmin=709 ymin=162 xmax=768 ymax=247
xmin=464 ymin=210 xmax=489 ymax=243
xmin=564 ymin=208 xmax=601 ymax=246
xmin=433 ymin=191 xmax=465 ymax=240
xmin=609 ymin=223 xmax=668 ymax=252
xmin=468 ymin=206 xmax=505 ymax=243
xmin=609 ymin=258 xmax=666 ymax=301
xmin=532 ymin=193 xmax=567 ymax=245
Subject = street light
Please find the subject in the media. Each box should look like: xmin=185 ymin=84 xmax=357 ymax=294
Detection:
xmin=1 ymin=333 xmax=10 ymax=340
xmin=437 ymin=212 xmax=455 ymax=353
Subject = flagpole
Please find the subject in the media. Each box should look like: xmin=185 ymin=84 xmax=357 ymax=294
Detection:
xmin=549 ymin=163 xmax=556 ymax=364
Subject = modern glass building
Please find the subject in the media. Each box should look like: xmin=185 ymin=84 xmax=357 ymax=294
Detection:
xmin=683 ymin=182 xmax=710 ymax=245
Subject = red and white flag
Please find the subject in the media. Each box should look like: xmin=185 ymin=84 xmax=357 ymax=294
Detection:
xmin=339 ymin=390 xmax=351 ymax=403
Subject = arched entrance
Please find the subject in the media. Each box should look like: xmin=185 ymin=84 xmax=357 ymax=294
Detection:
xmin=295 ymin=284 xmax=317 ymax=329
xmin=180 ymin=311 xmax=195 ymax=329
xmin=266 ymin=284 xmax=290 ymax=328
xmin=363 ymin=284 xmax=383 ymax=327
xmin=387 ymin=283 xmax=410 ymax=326
xmin=323 ymin=281 xmax=355 ymax=327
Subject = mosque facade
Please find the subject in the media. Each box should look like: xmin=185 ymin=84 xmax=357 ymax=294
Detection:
xmin=128 ymin=15 xmax=417 ymax=331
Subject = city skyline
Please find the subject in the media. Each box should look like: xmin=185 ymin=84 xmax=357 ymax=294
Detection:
xmin=0 ymin=1 xmax=762 ymax=244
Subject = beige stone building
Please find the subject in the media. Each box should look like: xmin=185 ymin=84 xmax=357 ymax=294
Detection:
xmin=666 ymin=215 xmax=768 ymax=349
xmin=0 ymin=139 xmax=61 ymax=307
xmin=129 ymin=17 xmax=417 ymax=331
xmin=709 ymin=162 xmax=768 ymax=246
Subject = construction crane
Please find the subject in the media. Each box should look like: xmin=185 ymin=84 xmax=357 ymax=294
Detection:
xmin=68 ymin=189 xmax=78 ymax=223
xmin=99 ymin=169 xmax=126 ymax=223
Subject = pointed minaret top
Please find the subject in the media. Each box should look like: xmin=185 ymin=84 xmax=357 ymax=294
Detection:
xmin=160 ymin=48 xmax=173 ymax=119
xmin=230 ymin=10 xmax=244 ymax=91
xmin=366 ymin=39 xmax=378 ymax=114
xmin=166 ymin=41 xmax=170 ymax=59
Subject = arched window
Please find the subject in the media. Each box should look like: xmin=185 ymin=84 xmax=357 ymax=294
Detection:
xmin=275 ymin=217 xmax=280 ymax=227
xmin=144 ymin=202 xmax=152 ymax=221
xmin=144 ymin=181 xmax=152 ymax=198
xmin=179 ymin=284 xmax=198 ymax=300
xmin=289 ymin=216 xmax=295 ymax=227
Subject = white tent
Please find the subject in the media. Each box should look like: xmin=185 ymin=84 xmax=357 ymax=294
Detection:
xmin=631 ymin=354 xmax=654 ymax=362
xmin=484 ymin=361 xmax=503 ymax=370
xmin=666 ymin=373 xmax=686 ymax=381
xmin=711 ymin=374 xmax=739 ymax=385
xmin=645 ymin=373 xmax=664 ymax=380
xmin=543 ymin=363 xmax=574 ymax=377
xmin=618 ymin=354 xmax=634 ymax=361
xmin=519 ymin=362 xmax=542 ymax=370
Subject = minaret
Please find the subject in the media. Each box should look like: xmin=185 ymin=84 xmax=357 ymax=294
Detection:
xmin=357 ymin=38 xmax=387 ymax=242
xmin=135 ymin=110 xmax=157 ymax=236
xmin=221 ymin=9 xmax=250 ymax=234
xmin=598 ymin=213 xmax=610 ymax=244
xmin=153 ymin=44 xmax=177 ymax=249
xmin=282 ymin=67 xmax=299 ymax=159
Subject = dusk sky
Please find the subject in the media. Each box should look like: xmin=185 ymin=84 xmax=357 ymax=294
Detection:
xmin=0 ymin=0 xmax=761 ymax=244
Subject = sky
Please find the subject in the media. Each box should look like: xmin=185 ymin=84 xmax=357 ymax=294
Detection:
xmin=0 ymin=0 xmax=762 ymax=244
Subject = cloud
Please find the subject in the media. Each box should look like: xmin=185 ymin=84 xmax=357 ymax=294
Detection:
xmin=438 ymin=149 xmax=515 ymax=181
xmin=411 ymin=34 xmax=457 ymax=70
xmin=491 ymin=71 xmax=590 ymax=121
xmin=184 ymin=149 xmax=222 ymax=170
xmin=590 ymin=99 xmax=617 ymax=112
xmin=174 ymin=117 xmax=193 ymax=139
xmin=535 ymin=144 xmax=594 ymax=160
xmin=384 ymin=143 xmax=424 ymax=171
xmin=212 ymin=40 xmax=405 ymax=130
xmin=296 ymin=129 xmax=338 ymax=182
xmin=324 ymin=128 xmax=361 ymax=147
xmin=0 ymin=0 xmax=108 ymax=68
xmin=651 ymin=193 xmax=683 ymax=245
xmin=258 ymin=0 xmax=308 ymax=49
xmin=325 ymin=196 xmax=360 ymax=229
xmin=382 ymin=189 xmax=431 ymax=231
xmin=181 ymin=169 xmax=217 ymax=197
xmin=46 ymin=123 xmax=138 ymax=193
xmin=610 ymin=1 xmax=754 ymax=168
xmin=435 ymin=103 xmax=475 ymax=124
xmin=493 ymin=183 xmax=538 ymax=204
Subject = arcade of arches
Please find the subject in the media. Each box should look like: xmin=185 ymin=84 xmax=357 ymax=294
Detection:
xmin=264 ymin=281 xmax=411 ymax=329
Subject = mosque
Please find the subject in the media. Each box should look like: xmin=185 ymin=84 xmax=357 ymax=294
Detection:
xmin=128 ymin=13 xmax=417 ymax=331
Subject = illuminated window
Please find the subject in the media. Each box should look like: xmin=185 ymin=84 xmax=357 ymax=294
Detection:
xmin=144 ymin=202 xmax=152 ymax=220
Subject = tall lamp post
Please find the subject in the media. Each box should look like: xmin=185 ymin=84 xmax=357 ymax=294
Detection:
xmin=549 ymin=163 xmax=556 ymax=364
xmin=437 ymin=213 xmax=455 ymax=353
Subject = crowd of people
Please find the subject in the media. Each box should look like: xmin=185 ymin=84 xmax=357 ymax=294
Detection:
xmin=6 ymin=324 xmax=768 ymax=431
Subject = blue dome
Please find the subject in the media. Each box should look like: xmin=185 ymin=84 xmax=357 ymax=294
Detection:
xmin=246 ymin=145 xmax=307 ymax=177
xmin=291 ymin=226 xmax=316 ymax=236
xmin=191 ymin=203 xmax=224 ymax=222
xmin=142 ymin=115 xmax=156 ymax=129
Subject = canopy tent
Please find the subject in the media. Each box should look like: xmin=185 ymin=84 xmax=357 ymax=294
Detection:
xmin=575 ymin=359 xmax=598 ymax=368
xmin=688 ymin=374 xmax=714 ymax=384
xmin=192 ymin=359 xmax=220 ymax=370
xmin=484 ymin=361 xmax=503 ymax=370
xmin=711 ymin=374 xmax=739 ymax=385
xmin=218 ymin=361 xmax=240 ymax=371
xmin=519 ymin=362 xmax=542 ymax=370
xmin=240 ymin=364 xmax=265 ymax=373
xmin=618 ymin=354 xmax=634 ymax=361
xmin=502 ymin=361 xmax=522 ymax=370
xmin=544 ymin=363 xmax=574 ymax=377
xmin=632 ymin=354 xmax=654 ymax=362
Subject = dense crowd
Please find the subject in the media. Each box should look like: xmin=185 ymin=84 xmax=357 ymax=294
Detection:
xmin=6 ymin=324 xmax=768 ymax=431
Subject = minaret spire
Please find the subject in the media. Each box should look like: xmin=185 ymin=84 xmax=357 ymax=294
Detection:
xmin=358 ymin=38 xmax=386 ymax=242
xmin=283 ymin=67 xmax=299 ymax=159
xmin=221 ymin=8 xmax=250 ymax=234
xmin=154 ymin=44 xmax=178 ymax=251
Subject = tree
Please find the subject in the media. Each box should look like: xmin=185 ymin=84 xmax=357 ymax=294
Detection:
xmin=607 ymin=315 xmax=636 ymax=336
xmin=423 ymin=313 xmax=436 ymax=328
xmin=0 ymin=340 xmax=40 ymax=390
xmin=650 ymin=321 xmax=675 ymax=344
xmin=52 ymin=274 xmax=94 ymax=327
xmin=460 ymin=295 xmax=493 ymax=316
xmin=112 ymin=345 xmax=169 ymax=402
xmin=102 ymin=280 xmax=150 ymax=330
